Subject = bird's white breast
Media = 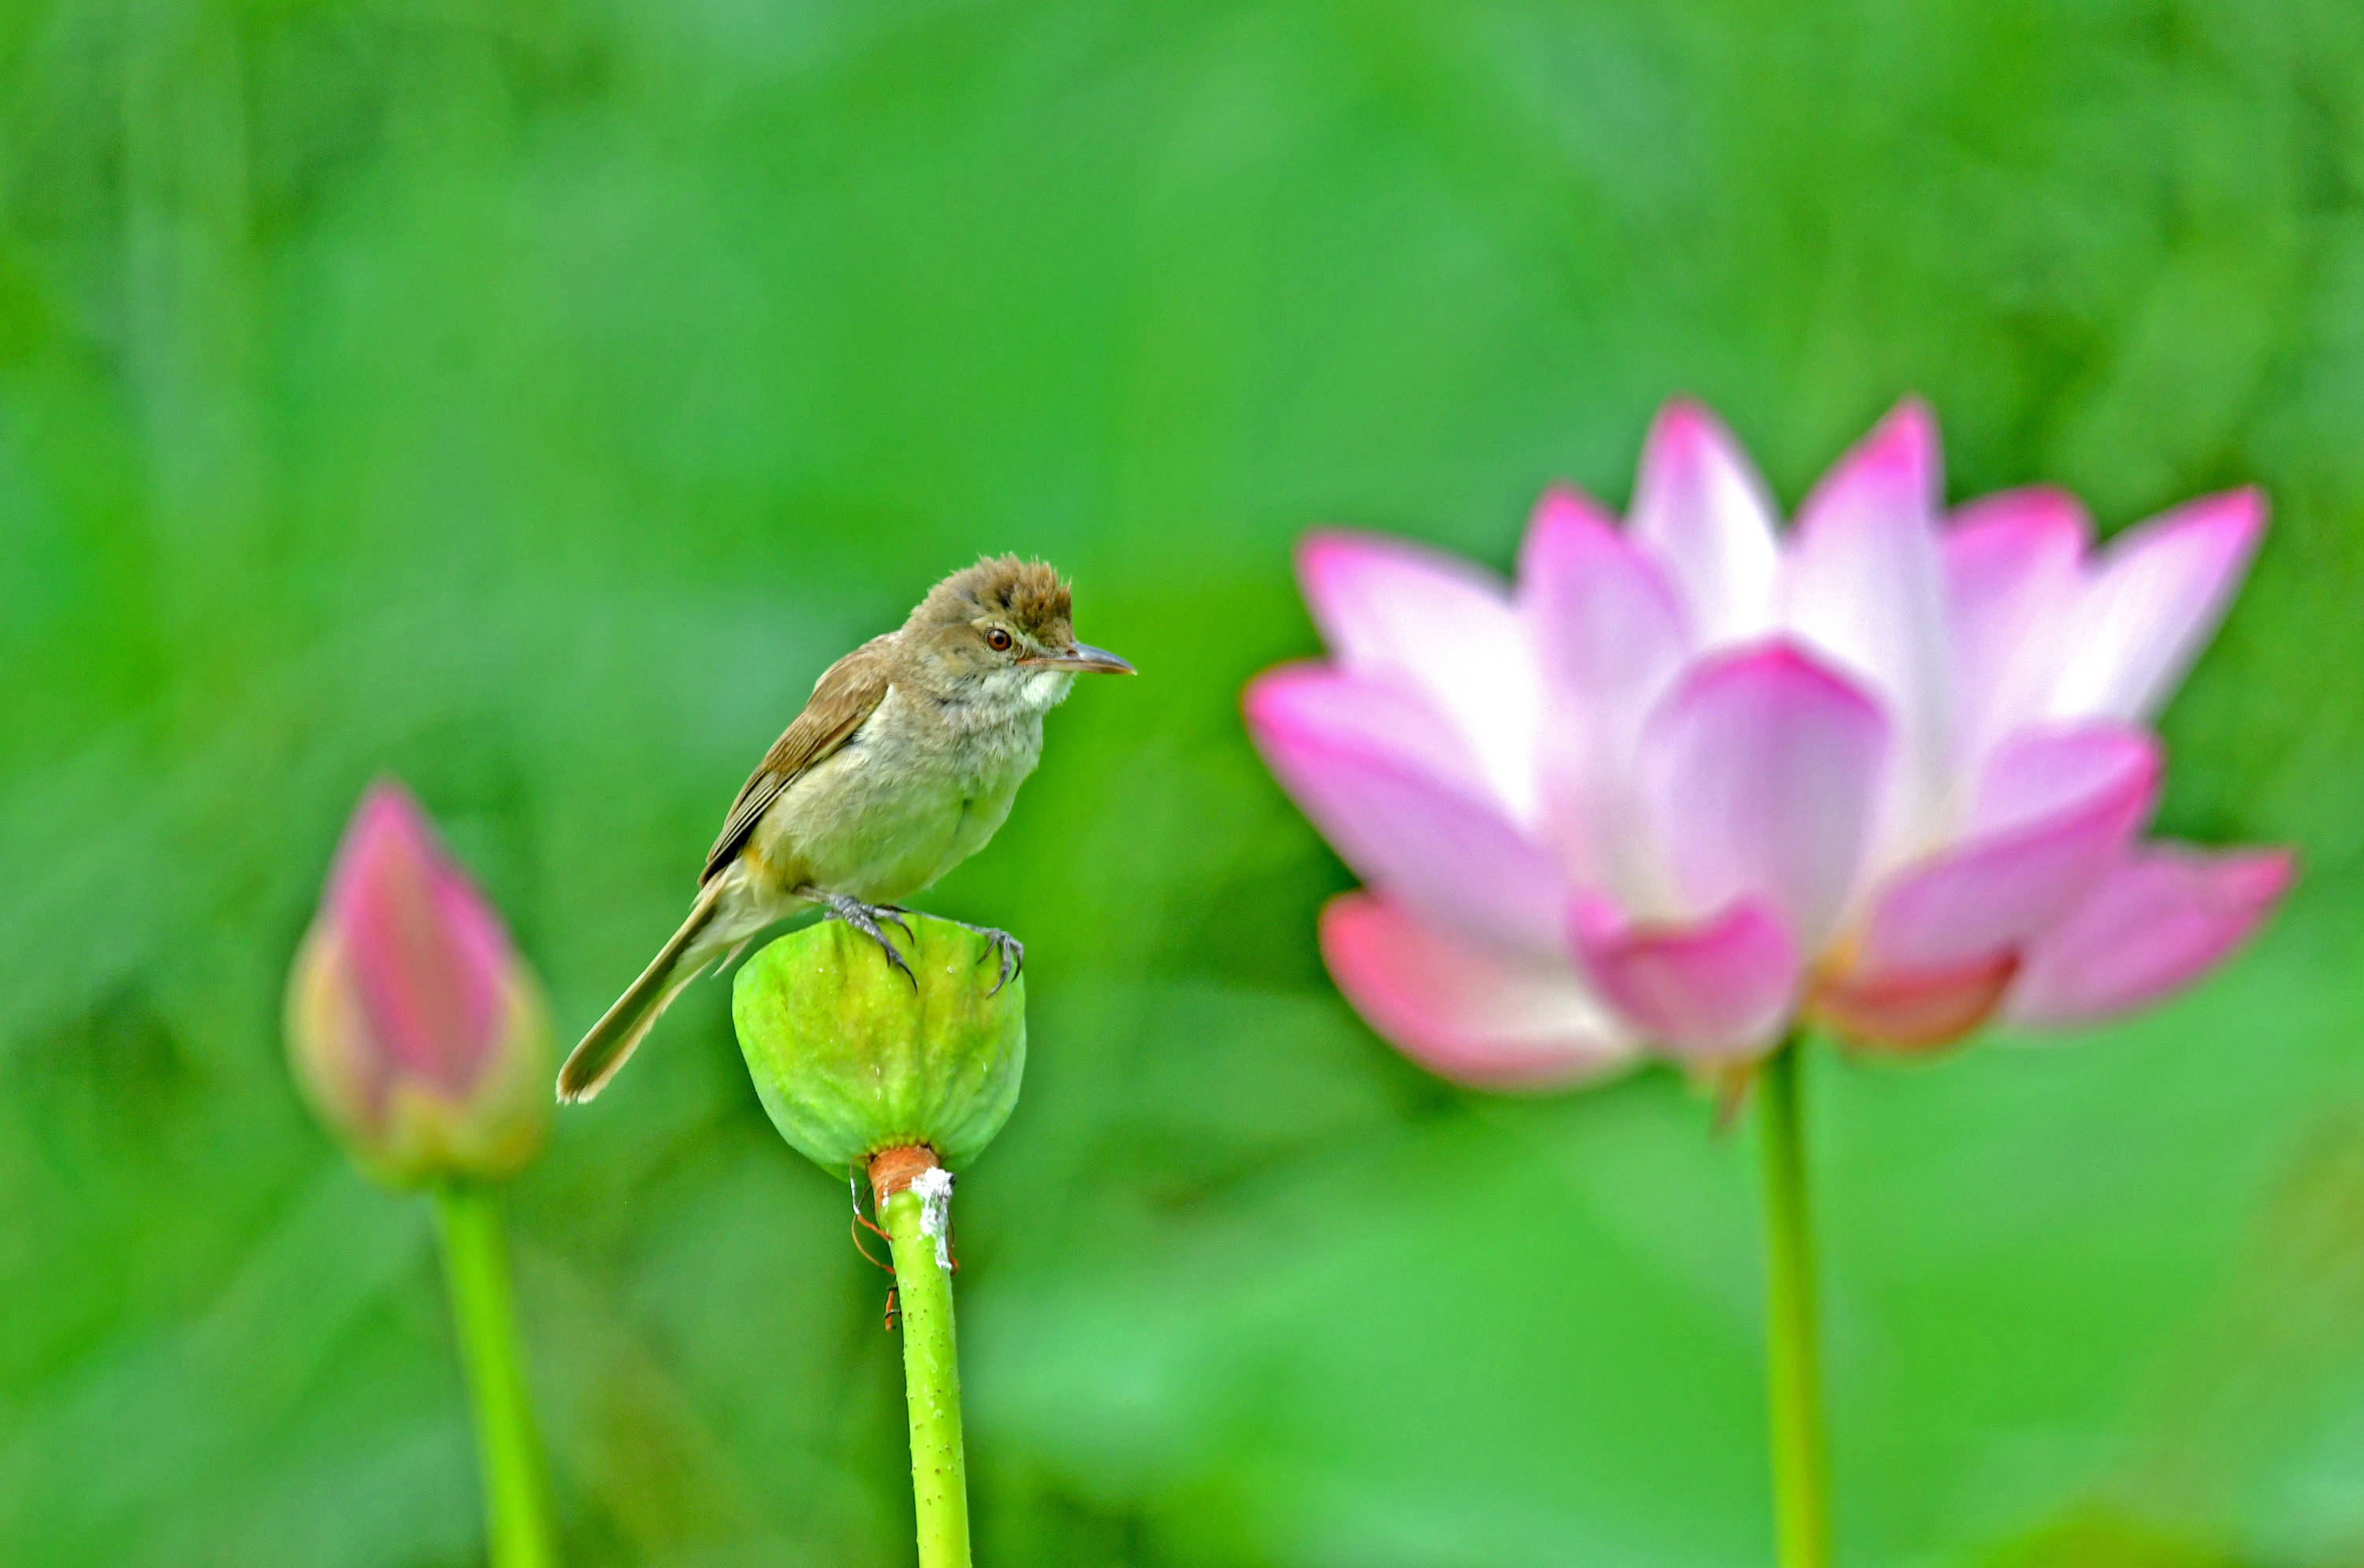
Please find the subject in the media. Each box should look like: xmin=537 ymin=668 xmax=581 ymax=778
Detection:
xmin=751 ymin=679 xmax=1053 ymax=905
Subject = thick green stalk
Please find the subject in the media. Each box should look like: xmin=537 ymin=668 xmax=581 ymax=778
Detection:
xmin=1758 ymin=1037 xmax=1830 ymax=1568
xmin=883 ymin=1177 xmax=972 ymax=1568
xmin=433 ymin=1182 xmax=558 ymax=1568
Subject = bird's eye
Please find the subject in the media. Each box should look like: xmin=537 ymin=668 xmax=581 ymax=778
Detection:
xmin=985 ymin=627 xmax=1014 ymax=652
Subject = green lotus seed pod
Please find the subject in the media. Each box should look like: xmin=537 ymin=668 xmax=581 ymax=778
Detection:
xmin=732 ymin=915 xmax=1025 ymax=1172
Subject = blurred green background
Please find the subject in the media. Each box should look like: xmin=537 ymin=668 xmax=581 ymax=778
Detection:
xmin=6 ymin=0 xmax=2364 ymax=1563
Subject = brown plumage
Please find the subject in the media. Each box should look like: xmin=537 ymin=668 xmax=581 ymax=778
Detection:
xmin=703 ymin=646 xmax=890 ymax=884
xmin=557 ymin=555 xmax=1132 ymax=1103
xmin=909 ymin=554 xmax=1073 ymax=637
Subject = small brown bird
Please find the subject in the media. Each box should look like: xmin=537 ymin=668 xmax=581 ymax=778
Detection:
xmin=557 ymin=556 xmax=1132 ymax=1103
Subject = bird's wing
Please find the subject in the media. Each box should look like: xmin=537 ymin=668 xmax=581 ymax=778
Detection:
xmin=702 ymin=640 xmax=893 ymax=885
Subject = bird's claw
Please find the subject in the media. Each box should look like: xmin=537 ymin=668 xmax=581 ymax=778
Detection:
xmin=983 ymin=931 xmax=1023 ymax=995
xmin=946 ymin=921 xmax=1023 ymax=994
xmin=820 ymin=894 xmax=918 ymax=989
xmin=812 ymin=897 xmax=1020 ymax=995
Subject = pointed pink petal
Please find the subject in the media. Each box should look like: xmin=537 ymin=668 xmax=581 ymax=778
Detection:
xmin=1627 ymin=399 xmax=1782 ymax=648
xmin=1811 ymin=952 xmax=2020 ymax=1053
xmin=1782 ymin=399 xmax=1953 ymax=850
xmin=1245 ymin=666 xmax=1570 ymax=958
xmin=1860 ymin=724 xmax=2161 ymax=972
xmin=1320 ymin=892 xmax=1635 ymax=1087
xmin=1572 ymin=894 xmax=1801 ymax=1059
xmin=1520 ymin=486 xmax=1692 ymax=707
xmin=2046 ymin=489 xmax=2265 ymax=721
xmin=1244 ymin=660 xmax=1488 ymax=794
xmin=1968 ymin=719 xmax=2159 ymax=831
xmin=1638 ymin=644 xmax=1890 ymax=949
xmin=329 ymin=782 xmax=512 ymax=1094
xmin=1942 ymin=488 xmax=2091 ymax=766
xmin=1517 ymin=486 xmax=1691 ymax=887
xmin=2005 ymin=846 xmax=2294 ymax=1026
xmin=1297 ymin=530 xmax=1543 ymax=820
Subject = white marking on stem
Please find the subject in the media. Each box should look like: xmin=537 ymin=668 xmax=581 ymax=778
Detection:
xmin=913 ymin=1165 xmax=955 ymax=1273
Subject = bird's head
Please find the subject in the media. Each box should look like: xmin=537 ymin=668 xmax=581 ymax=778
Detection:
xmin=906 ymin=555 xmax=1134 ymax=707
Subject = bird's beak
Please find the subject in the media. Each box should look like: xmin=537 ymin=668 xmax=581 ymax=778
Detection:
xmin=1020 ymin=642 xmax=1136 ymax=674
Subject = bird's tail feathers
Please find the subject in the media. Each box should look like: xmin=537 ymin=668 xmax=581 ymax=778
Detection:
xmin=556 ymin=885 xmax=728 ymax=1104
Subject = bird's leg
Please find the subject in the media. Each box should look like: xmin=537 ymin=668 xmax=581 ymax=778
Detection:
xmin=811 ymin=891 xmax=917 ymax=987
xmin=931 ymin=917 xmax=1024 ymax=996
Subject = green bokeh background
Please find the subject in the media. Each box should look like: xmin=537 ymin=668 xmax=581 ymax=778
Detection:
xmin=6 ymin=1 xmax=2363 ymax=1564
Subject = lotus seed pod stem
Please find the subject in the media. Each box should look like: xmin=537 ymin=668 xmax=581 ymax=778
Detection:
xmin=873 ymin=1145 xmax=970 ymax=1568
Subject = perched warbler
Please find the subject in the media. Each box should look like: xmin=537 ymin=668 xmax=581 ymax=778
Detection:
xmin=557 ymin=556 xmax=1132 ymax=1103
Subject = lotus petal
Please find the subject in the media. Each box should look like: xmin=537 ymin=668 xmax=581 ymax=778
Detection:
xmin=2047 ymin=489 xmax=2264 ymax=722
xmin=1629 ymin=399 xmax=1782 ymax=648
xmin=2006 ymin=847 xmax=2293 ymax=1025
xmin=1321 ymin=892 xmax=1635 ymax=1087
xmin=1861 ymin=724 xmax=2159 ymax=972
xmin=1298 ymin=529 xmax=1544 ymax=820
xmin=1572 ymin=894 xmax=1801 ymax=1058
xmin=1246 ymin=666 xmax=1570 ymax=957
xmin=1638 ymin=644 xmax=1890 ymax=948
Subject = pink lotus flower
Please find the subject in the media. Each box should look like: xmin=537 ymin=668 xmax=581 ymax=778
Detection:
xmin=1246 ymin=399 xmax=2292 ymax=1086
xmin=286 ymin=782 xmax=552 ymax=1184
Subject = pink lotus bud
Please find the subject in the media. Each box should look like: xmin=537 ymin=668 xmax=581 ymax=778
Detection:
xmin=286 ymin=782 xmax=552 ymax=1186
